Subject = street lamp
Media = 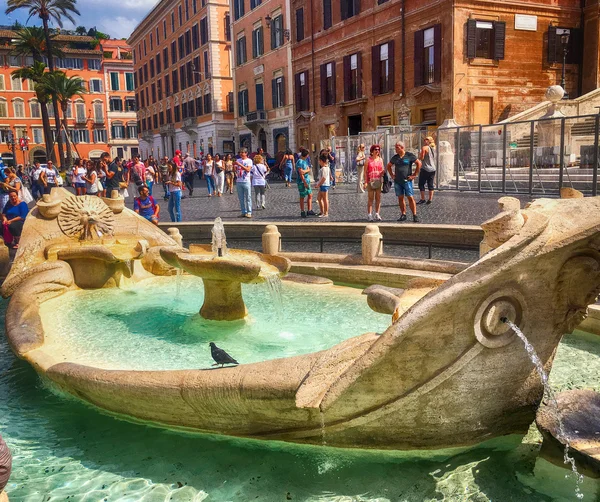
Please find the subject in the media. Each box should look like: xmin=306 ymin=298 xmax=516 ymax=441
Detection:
xmin=557 ymin=28 xmax=570 ymax=99
xmin=4 ymin=129 xmax=16 ymax=167
xmin=265 ymin=15 xmax=290 ymax=41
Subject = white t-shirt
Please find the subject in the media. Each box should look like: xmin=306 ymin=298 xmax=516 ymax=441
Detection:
xmin=170 ymin=171 xmax=182 ymax=192
xmin=74 ymin=167 xmax=86 ymax=184
xmin=45 ymin=167 xmax=57 ymax=184
xmin=236 ymin=158 xmax=253 ymax=182
xmin=145 ymin=165 xmax=155 ymax=181
xmin=319 ymin=165 xmax=331 ymax=187
xmin=251 ymin=163 xmax=267 ymax=186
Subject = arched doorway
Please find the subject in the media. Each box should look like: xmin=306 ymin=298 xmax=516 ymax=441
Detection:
xmin=31 ymin=148 xmax=47 ymax=164
xmin=258 ymin=129 xmax=267 ymax=153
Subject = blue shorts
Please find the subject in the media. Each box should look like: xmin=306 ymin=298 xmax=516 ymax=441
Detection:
xmin=394 ymin=180 xmax=414 ymax=197
xmin=75 ymin=182 xmax=86 ymax=189
xmin=319 ymin=186 xmax=330 ymax=192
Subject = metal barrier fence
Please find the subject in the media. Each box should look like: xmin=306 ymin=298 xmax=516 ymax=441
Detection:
xmin=325 ymin=114 xmax=600 ymax=196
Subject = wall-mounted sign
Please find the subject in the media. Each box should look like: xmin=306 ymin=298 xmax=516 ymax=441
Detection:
xmin=253 ymin=65 xmax=264 ymax=76
xmin=515 ymin=14 xmax=537 ymax=31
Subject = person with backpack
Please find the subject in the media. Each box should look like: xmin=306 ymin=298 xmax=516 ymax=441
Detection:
xmin=182 ymin=153 xmax=197 ymax=197
xmin=418 ymin=136 xmax=437 ymax=205
xmin=134 ymin=185 xmax=160 ymax=225
xmin=130 ymin=156 xmax=146 ymax=193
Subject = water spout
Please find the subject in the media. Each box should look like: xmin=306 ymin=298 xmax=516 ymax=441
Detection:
xmin=211 ymin=217 xmax=227 ymax=257
xmin=501 ymin=318 xmax=584 ymax=499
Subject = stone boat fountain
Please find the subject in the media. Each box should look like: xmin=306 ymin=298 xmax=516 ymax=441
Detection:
xmin=2 ymin=189 xmax=600 ymax=452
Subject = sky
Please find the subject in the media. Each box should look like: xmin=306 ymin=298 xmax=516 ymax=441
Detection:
xmin=0 ymin=0 xmax=158 ymax=40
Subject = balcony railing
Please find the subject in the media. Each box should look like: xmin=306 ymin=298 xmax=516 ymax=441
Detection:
xmin=183 ymin=117 xmax=197 ymax=128
xmin=245 ymin=110 xmax=267 ymax=124
xmin=160 ymin=124 xmax=175 ymax=135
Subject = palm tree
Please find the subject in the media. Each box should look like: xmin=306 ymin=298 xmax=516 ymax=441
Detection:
xmin=5 ymin=0 xmax=81 ymax=168
xmin=10 ymin=27 xmax=64 ymax=164
xmin=41 ymin=71 xmax=86 ymax=169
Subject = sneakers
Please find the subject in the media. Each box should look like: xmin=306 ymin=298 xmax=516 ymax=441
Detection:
xmin=301 ymin=211 xmax=307 ymax=218
xmin=368 ymin=213 xmax=374 ymax=222
xmin=398 ymin=214 xmax=407 ymax=222
xmin=307 ymin=210 xmax=317 ymax=216
xmin=413 ymin=214 xmax=419 ymax=222
xmin=375 ymin=213 xmax=382 ymax=221
xmin=245 ymin=213 xmax=252 ymax=218
xmin=261 ymin=204 xmax=266 ymax=209
xmin=417 ymin=199 xmax=426 ymax=205
xmin=426 ymin=200 xmax=432 ymax=205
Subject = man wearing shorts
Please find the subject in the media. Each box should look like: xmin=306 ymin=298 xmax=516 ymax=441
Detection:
xmin=296 ymin=148 xmax=315 ymax=218
xmin=387 ymin=142 xmax=421 ymax=222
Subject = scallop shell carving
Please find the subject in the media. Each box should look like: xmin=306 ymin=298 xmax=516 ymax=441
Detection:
xmin=58 ymin=196 xmax=115 ymax=240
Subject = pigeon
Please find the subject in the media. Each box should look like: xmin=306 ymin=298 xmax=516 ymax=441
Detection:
xmin=209 ymin=342 xmax=239 ymax=367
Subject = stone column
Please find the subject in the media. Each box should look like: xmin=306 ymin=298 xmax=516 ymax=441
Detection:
xmin=168 ymin=228 xmax=183 ymax=247
xmin=262 ymin=225 xmax=281 ymax=255
xmin=362 ymin=224 xmax=383 ymax=265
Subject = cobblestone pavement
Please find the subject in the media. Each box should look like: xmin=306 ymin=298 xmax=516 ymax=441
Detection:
xmin=123 ymin=179 xmax=535 ymax=226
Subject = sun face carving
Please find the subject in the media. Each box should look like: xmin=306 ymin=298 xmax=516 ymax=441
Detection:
xmin=58 ymin=196 xmax=115 ymax=241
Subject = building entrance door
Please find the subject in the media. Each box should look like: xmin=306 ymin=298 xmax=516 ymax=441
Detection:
xmin=473 ymin=97 xmax=493 ymax=125
xmin=348 ymin=115 xmax=362 ymax=136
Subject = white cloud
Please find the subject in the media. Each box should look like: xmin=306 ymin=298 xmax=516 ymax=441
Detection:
xmin=97 ymin=16 xmax=141 ymax=39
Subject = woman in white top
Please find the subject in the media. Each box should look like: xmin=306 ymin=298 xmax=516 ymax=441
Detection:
xmin=73 ymin=158 xmax=87 ymax=196
xmin=355 ymin=144 xmax=366 ymax=193
xmin=166 ymin=161 xmax=182 ymax=222
xmin=82 ymin=164 xmax=98 ymax=196
xmin=251 ymin=154 xmax=269 ymax=209
xmin=145 ymin=163 xmax=156 ymax=195
xmin=204 ymin=154 xmax=215 ymax=197
xmin=214 ymin=153 xmax=225 ymax=197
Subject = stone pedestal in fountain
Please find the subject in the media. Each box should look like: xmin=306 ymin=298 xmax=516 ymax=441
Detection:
xmin=160 ymin=245 xmax=290 ymax=321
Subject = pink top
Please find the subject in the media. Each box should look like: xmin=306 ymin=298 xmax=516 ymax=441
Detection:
xmin=366 ymin=157 xmax=384 ymax=183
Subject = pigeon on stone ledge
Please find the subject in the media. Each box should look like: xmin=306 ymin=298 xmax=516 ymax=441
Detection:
xmin=209 ymin=342 xmax=239 ymax=367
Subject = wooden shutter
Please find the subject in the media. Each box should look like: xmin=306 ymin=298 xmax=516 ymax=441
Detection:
xmin=493 ymin=21 xmax=506 ymax=60
xmin=272 ymin=79 xmax=277 ymax=108
xmin=280 ymin=76 xmax=285 ymax=106
xmin=570 ymin=28 xmax=583 ymax=64
xmin=343 ymin=55 xmax=351 ymax=101
xmin=256 ymin=83 xmax=264 ymax=110
xmin=252 ymin=30 xmax=257 ymax=58
xmin=357 ymin=52 xmax=363 ymax=97
xmin=433 ymin=24 xmax=442 ymax=83
xmin=320 ymin=64 xmax=327 ymax=106
xmin=271 ymin=21 xmax=276 ymax=50
xmin=295 ymin=73 xmax=302 ymax=111
xmin=341 ymin=0 xmax=348 ymax=21
xmin=332 ymin=62 xmax=337 ymax=103
xmin=302 ymin=72 xmax=309 ymax=110
xmin=547 ymin=25 xmax=557 ymax=64
xmin=372 ymin=45 xmax=381 ymax=95
xmin=296 ymin=8 xmax=304 ymax=42
xmin=324 ymin=0 xmax=332 ymax=29
xmin=388 ymin=40 xmax=395 ymax=92
xmin=414 ymin=30 xmax=424 ymax=87
xmin=466 ymin=19 xmax=477 ymax=58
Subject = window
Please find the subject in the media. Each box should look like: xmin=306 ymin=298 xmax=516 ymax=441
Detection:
xmin=193 ymin=56 xmax=201 ymax=83
xmin=94 ymin=129 xmax=108 ymax=143
xmin=320 ymin=62 xmax=336 ymax=106
xmin=75 ymin=101 xmax=86 ymax=122
xmin=72 ymin=128 xmax=89 ymax=143
xmin=174 ymin=105 xmax=181 ymax=122
xmin=125 ymin=97 xmax=137 ymax=112
xmin=466 ymin=19 xmax=505 ymax=60
xmin=225 ymin=13 xmax=231 ymax=41
xmin=165 ymin=75 xmax=171 ymax=96
xmin=164 ymin=19 xmax=167 ymax=38
xmin=236 ymin=36 xmax=247 ymax=65
xmin=110 ymin=97 xmax=123 ymax=112
xmin=201 ymin=17 xmax=208 ymax=45
xmin=323 ymin=0 xmax=332 ymax=30
xmin=11 ymin=77 xmax=22 ymax=91
xmin=182 ymin=101 xmax=188 ymax=119
xmin=157 ymin=80 xmax=163 ymax=100
xmin=203 ymin=51 xmax=210 ymax=77
xmin=171 ymin=41 xmax=177 ymax=65
xmin=233 ymin=0 xmax=244 ymax=20
xmin=56 ymin=57 xmax=84 ymax=69
xmin=89 ymin=79 xmax=103 ymax=93
xmin=414 ymin=25 xmax=441 ymax=86
xmin=13 ymin=100 xmax=25 ymax=118
xmin=0 ymin=101 xmax=7 ymax=118
xmin=156 ymin=54 xmax=162 ymax=74
xmin=295 ymin=71 xmax=309 ymax=111
xmin=255 ymin=82 xmax=264 ymax=110
xmin=343 ymin=52 xmax=361 ymax=101
xmin=88 ymin=59 xmax=101 ymax=70
xmin=127 ymin=123 xmax=138 ymax=138
xmin=179 ymin=65 xmax=186 ymax=90
xmin=172 ymin=70 xmax=179 ymax=92
xmin=93 ymin=102 xmax=104 ymax=122
xmin=186 ymin=61 xmax=193 ymax=87
xmin=547 ymin=26 xmax=582 ymax=65
xmin=156 ymin=26 xmax=160 ymax=45
xmin=372 ymin=41 xmax=394 ymax=94
xmin=30 ymin=100 xmax=41 ymax=118
xmin=178 ymin=35 xmax=185 ymax=59
xmin=65 ymin=101 xmax=73 ymax=118
xmin=196 ymin=96 xmax=203 ymax=115
xmin=238 ymin=88 xmax=249 ymax=116
xmin=150 ymin=33 xmax=153 ymax=51
xmin=32 ymin=128 xmax=43 ymax=144
xmin=252 ymin=27 xmax=264 ymax=58
xmin=171 ymin=11 xmax=175 ymax=32
xmin=47 ymin=103 xmax=54 ymax=118
xmin=166 ymin=108 xmax=172 ymax=123
xmin=185 ymin=0 xmax=189 ymax=20
xmin=151 ymin=83 xmax=156 ymax=103
xmin=178 ymin=5 xmax=182 ymax=26
xmin=163 ymin=47 xmax=169 ymax=69
xmin=341 ymin=0 xmax=359 ymax=21
xmin=144 ymin=40 xmax=147 ymax=56
xmin=185 ymin=30 xmax=192 ymax=55
xmin=227 ymin=92 xmax=234 ymax=112
xmin=144 ymin=64 xmax=149 ymax=81
xmin=272 ymin=76 xmax=285 ymax=108
xmin=193 ymin=0 xmax=197 ymax=14
xmin=9 ymin=56 xmax=20 ymax=67
xmin=271 ymin=15 xmax=284 ymax=49
xmin=111 ymin=123 xmax=125 ymax=139
xmin=111 ymin=72 xmax=120 ymax=91
xmin=192 ymin=24 xmax=200 ymax=49
xmin=296 ymin=8 xmax=304 ymax=42
xmin=0 ymin=76 xmax=4 ymax=91
xmin=250 ymin=0 xmax=261 ymax=8
xmin=150 ymin=59 xmax=155 ymax=78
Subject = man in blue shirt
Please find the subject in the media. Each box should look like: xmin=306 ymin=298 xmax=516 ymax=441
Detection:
xmin=296 ymin=148 xmax=316 ymax=218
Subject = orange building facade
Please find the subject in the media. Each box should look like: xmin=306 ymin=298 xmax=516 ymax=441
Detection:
xmin=128 ymin=0 xmax=235 ymax=159
xmin=231 ymin=0 xmax=296 ymax=157
xmin=290 ymin=0 xmax=599 ymax=153
xmin=0 ymin=29 xmax=136 ymax=167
